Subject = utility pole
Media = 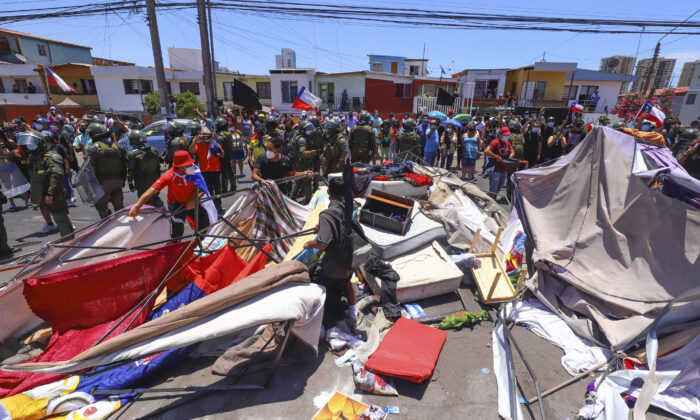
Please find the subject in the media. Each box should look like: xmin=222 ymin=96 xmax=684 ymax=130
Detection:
xmin=196 ymin=0 xmax=215 ymax=114
xmin=145 ymin=0 xmax=169 ymax=119
xmin=207 ymin=0 xmax=217 ymax=113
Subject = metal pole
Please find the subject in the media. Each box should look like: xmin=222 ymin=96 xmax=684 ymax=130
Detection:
xmin=641 ymin=42 xmax=660 ymax=98
xmin=145 ymin=0 xmax=169 ymax=119
xmin=207 ymin=0 xmax=217 ymax=113
xmin=197 ymin=0 xmax=215 ymax=114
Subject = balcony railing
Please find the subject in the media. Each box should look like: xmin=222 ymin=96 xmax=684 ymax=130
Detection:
xmin=413 ymin=96 xmax=462 ymax=114
xmin=319 ymin=96 xmax=365 ymax=112
xmin=0 ymin=93 xmax=48 ymax=106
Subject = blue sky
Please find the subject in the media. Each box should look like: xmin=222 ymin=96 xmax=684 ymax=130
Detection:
xmin=5 ymin=0 xmax=700 ymax=83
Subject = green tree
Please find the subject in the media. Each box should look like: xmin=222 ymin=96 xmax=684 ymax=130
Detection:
xmin=143 ymin=91 xmax=204 ymax=119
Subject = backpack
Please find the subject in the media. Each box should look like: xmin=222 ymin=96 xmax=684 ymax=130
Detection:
xmin=320 ymin=203 xmax=371 ymax=280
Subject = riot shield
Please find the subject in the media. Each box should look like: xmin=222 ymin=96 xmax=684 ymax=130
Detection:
xmin=0 ymin=157 xmax=30 ymax=198
xmin=72 ymin=157 xmax=104 ymax=206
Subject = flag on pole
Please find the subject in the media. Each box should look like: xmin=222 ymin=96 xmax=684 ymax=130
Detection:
xmin=639 ymin=101 xmax=666 ymax=127
xmin=292 ymin=86 xmax=322 ymax=110
xmin=45 ymin=67 xmax=77 ymax=93
xmin=569 ymin=102 xmax=584 ymax=113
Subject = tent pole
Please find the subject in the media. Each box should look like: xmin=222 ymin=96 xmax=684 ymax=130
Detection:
xmin=218 ymin=216 xmax=279 ymax=263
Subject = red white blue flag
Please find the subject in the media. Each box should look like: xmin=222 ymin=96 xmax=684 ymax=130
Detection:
xmin=292 ymin=86 xmax=322 ymax=111
xmin=639 ymin=101 xmax=666 ymax=127
xmin=569 ymin=102 xmax=584 ymax=113
xmin=45 ymin=67 xmax=77 ymax=93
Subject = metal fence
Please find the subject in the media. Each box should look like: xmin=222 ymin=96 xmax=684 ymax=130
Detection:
xmin=413 ymin=96 xmax=463 ymax=114
xmin=318 ymin=96 xmax=365 ymax=112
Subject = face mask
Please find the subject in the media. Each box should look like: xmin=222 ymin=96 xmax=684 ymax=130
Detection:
xmin=503 ymin=135 xmax=510 ymax=141
xmin=446 ymin=128 xmax=452 ymax=132
xmin=184 ymin=166 xmax=196 ymax=175
xmin=305 ymin=129 xmax=313 ymax=136
xmin=26 ymin=144 xmax=38 ymax=151
xmin=547 ymin=122 xmax=554 ymax=127
xmin=641 ymin=124 xmax=650 ymax=131
xmin=524 ymin=115 xmax=529 ymax=119
xmin=266 ymin=150 xmax=276 ymax=159
xmin=534 ymin=128 xmax=540 ymax=133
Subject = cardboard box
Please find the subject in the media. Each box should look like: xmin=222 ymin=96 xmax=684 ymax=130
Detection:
xmin=359 ymin=189 xmax=413 ymax=235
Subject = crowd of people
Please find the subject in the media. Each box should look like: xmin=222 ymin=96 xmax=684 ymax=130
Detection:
xmin=0 ymin=104 xmax=698 ymax=258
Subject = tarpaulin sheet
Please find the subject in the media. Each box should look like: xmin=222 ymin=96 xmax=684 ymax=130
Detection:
xmin=365 ymin=317 xmax=446 ymax=383
xmin=0 ymin=242 xmax=190 ymax=398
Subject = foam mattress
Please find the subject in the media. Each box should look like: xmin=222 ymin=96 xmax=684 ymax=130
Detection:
xmin=328 ymin=172 xmax=428 ymax=197
xmin=360 ymin=241 xmax=463 ymax=303
xmin=359 ymin=198 xmax=446 ymax=260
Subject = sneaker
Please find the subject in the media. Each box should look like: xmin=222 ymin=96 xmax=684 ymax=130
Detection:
xmin=0 ymin=245 xmax=21 ymax=256
xmin=39 ymin=223 xmax=58 ymax=234
xmin=8 ymin=204 xmax=16 ymax=211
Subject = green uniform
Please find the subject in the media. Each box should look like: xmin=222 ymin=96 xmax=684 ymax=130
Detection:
xmin=349 ymin=125 xmax=376 ymax=163
xmin=396 ymin=131 xmax=420 ymax=156
xmin=218 ymin=130 xmax=236 ymax=193
xmin=127 ymin=145 xmax=163 ymax=208
xmin=165 ymin=136 xmax=189 ymax=167
xmin=290 ymin=134 xmax=315 ymax=205
xmin=88 ymin=140 xmax=127 ymax=218
xmin=28 ymin=148 xmax=73 ymax=236
xmin=323 ymin=134 xmax=348 ymax=176
xmin=307 ymin=129 xmax=325 ymax=175
xmin=510 ymin=133 xmax=525 ymax=161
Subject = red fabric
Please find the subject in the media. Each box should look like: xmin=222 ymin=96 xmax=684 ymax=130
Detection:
xmin=152 ymin=168 xmax=197 ymax=205
xmin=194 ymin=141 xmax=221 ymax=172
xmin=404 ymin=173 xmax=431 ymax=186
xmin=373 ymin=175 xmax=389 ymax=181
xmin=365 ymin=317 xmax=446 ymax=383
xmin=0 ymin=242 xmax=189 ymax=398
xmin=187 ymin=244 xmax=271 ymax=295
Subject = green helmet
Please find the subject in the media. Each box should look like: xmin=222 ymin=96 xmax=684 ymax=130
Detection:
xmin=613 ymin=121 xmax=627 ymax=129
xmin=324 ymin=117 xmax=341 ymax=138
xmin=402 ymin=118 xmax=416 ymax=132
xmin=86 ymin=122 xmax=110 ymax=141
xmin=681 ymin=128 xmax=699 ymax=141
xmin=309 ymin=116 xmax=321 ymax=129
xmin=358 ymin=111 xmax=371 ymax=125
xmin=128 ymin=129 xmax=146 ymax=147
xmin=164 ymin=120 xmax=184 ymax=137
xmin=16 ymin=130 xmax=47 ymax=151
xmin=508 ymin=121 xmax=522 ymax=131
xmin=299 ymin=120 xmax=314 ymax=135
xmin=186 ymin=120 xmax=201 ymax=136
xmin=214 ymin=116 xmax=227 ymax=131
xmin=265 ymin=115 xmax=278 ymax=131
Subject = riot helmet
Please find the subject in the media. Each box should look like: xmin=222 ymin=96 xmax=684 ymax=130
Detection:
xmin=86 ymin=122 xmax=110 ymax=141
xmin=309 ymin=116 xmax=321 ymax=129
xmin=128 ymin=129 xmax=147 ymax=148
xmin=164 ymin=120 xmax=185 ymax=137
xmin=324 ymin=118 xmax=341 ymax=138
xmin=613 ymin=121 xmax=627 ymax=130
xmin=508 ymin=121 xmax=522 ymax=132
xmin=254 ymin=121 xmax=266 ymax=135
xmin=214 ymin=116 xmax=227 ymax=131
xmin=681 ymin=128 xmax=699 ymax=141
xmin=16 ymin=130 xmax=46 ymax=152
xmin=265 ymin=115 xmax=278 ymax=132
xmin=187 ymin=120 xmax=202 ymax=137
xmin=358 ymin=111 xmax=371 ymax=126
xmin=299 ymin=120 xmax=314 ymax=136
xmin=402 ymin=118 xmax=416 ymax=132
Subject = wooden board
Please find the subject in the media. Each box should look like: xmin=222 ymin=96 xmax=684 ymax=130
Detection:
xmin=283 ymin=187 xmax=329 ymax=262
xmin=472 ymin=255 xmax=515 ymax=303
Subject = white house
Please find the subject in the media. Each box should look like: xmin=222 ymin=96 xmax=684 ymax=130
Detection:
xmin=565 ymin=68 xmax=635 ymax=114
xmin=269 ymin=68 xmax=315 ymax=114
xmin=315 ymin=71 xmax=366 ymax=111
xmin=678 ymin=62 xmax=700 ymax=125
xmin=404 ymin=59 xmax=428 ymax=76
xmin=455 ymin=69 xmax=508 ymax=99
xmin=0 ymin=63 xmax=46 ymax=106
xmin=91 ymin=65 xmax=206 ymax=113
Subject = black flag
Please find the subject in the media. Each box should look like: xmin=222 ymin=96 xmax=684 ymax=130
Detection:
xmin=233 ymin=79 xmax=262 ymax=110
xmin=437 ymin=87 xmax=456 ymax=106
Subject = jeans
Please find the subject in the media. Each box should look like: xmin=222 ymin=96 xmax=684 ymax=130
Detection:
xmin=424 ymin=151 xmax=437 ymax=166
xmin=488 ymin=170 xmax=507 ymax=199
xmin=440 ymin=152 xmax=453 ymax=169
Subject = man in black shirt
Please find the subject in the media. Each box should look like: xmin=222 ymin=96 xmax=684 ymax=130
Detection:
xmin=251 ymin=138 xmax=312 ymax=195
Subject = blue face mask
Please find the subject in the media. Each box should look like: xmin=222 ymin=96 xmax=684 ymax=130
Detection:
xmin=642 ymin=124 xmax=650 ymax=131
xmin=26 ymin=143 xmax=38 ymax=151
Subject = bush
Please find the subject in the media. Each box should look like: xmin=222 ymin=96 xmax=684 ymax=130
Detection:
xmin=143 ymin=91 xmax=204 ymax=119
xmin=612 ymin=89 xmax=676 ymax=123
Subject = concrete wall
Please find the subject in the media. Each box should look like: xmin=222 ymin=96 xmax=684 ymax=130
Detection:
xmin=457 ymin=70 xmax=507 ymax=99
xmin=270 ymin=70 xmax=314 ymax=114
xmin=15 ymin=36 xmax=91 ymax=65
xmin=404 ymin=60 xmax=427 ymax=76
xmin=679 ymin=62 xmax=700 ymax=125
xmin=567 ymin=80 xmax=624 ymax=113
xmin=0 ymin=64 xmax=44 ymax=101
xmin=315 ymin=73 xmax=366 ymax=99
xmin=505 ymin=69 xmax=568 ymax=100
xmin=365 ymin=76 xmax=413 ymax=114
xmin=368 ymin=55 xmax=405 ymax=74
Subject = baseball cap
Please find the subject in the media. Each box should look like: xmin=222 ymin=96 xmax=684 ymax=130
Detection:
xmin=499 ymin=127 xmax=511 ymax=136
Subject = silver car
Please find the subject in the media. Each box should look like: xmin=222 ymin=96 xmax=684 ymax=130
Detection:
xmin=142 ymin=118 xmax=194 ymax=155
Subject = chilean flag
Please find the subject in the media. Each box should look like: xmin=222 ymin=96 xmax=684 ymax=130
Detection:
xmin=45 ymin=67 xmax=77 ymax=93
xmin=639 ymin=101 xmax=666 ymax=127
xmin=569 ymin=102 xmax=584 ymax=113
xmin=292 ymin=86 xmax=322 ymax=111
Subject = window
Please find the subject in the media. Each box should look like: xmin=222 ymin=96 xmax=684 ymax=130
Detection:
xmin=409 ymin=65 xmax=420 ymax=76
xmin=0 ymin=38 xmax=10 ymax=54
xmin=123 ymin=79 xmax=153 ymax=94
xmin=395 ymin=83 xmax=411 ymax=98
xmin=223 ymin=82 xmax=233 ymax=100
xmin=179 ymin=82 xmax=200 ymax=95
xmin=0 ymin=80 xmax=5 ymax=93
xmin=418 ymin=84 xmax=437 ymax=97
xmin=371 ymin=62 xmax=382 ymax=72
xmin=281 ymin=81 xmax=298 ymax=103
xmin=534 ymin=81 xmax=547 ymax=98
xmin=37 ymin=44 xmax=47 ymax=56
xmin=256 ymin=81 xmax=271 ymax=99
xmin=319 ymin=82 xmax=334 ymax=100
xmin=13 ymin=78 xmax=27 ymax=93
xmin=286 ymin=59 xmax=292 ymax=68
xmin=81 ymin=79 xmax=96 ymax=94
xmin=686 ymin=94 xmax=696 ymax=105
xmin=562 ymin=85 xmax=578 ymax=100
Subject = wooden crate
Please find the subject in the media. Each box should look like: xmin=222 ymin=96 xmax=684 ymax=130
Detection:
xmin=469 ymin=227 xmax=526 ymax=304
xmin=359 ymin=189 xmax=413 ymax=235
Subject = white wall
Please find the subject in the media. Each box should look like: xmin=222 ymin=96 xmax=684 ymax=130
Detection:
xmin=0 ymin=63 xmax=45 ymax=103
xmin=568 ymin=80 xmax=623 ymax=113
xmin=270 ymin=70 xmax=314 ymax=114
xmin=457 ymin=70 xmax=507 ymax=98
xmin=168 ymin=48 xmax=203 ymax=72
xmin=315 ymin=73 xmax=365 ymax=99
xmin=404 ymin=60 xmax=427 ymax=76
xmin=0 ymin=93 xmax=46 ymax=105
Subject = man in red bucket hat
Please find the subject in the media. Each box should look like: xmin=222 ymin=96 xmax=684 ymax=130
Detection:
xmin=484 ymin=127 xmax=515 ymax=200
xmin=129 ymin=151 xmax=214 ymax=237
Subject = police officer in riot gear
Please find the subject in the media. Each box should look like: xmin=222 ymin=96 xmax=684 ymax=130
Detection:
xmin=215 ymin=116 xmax=236 ymax=193
xmin=349 ymin=110 xmax=376 ymax=163
xmin=163 ymin=121 xmax=189 ymax=167
xmin=86 ymin=122 xmax=127 ymax=219
xmin=322 ymin=117 xmax=348 ymax=176
xmin=265 ymin=114 xmax=281 ymax=140
xmin=396 ymin=118 xmax=420 ymax=157
xmin=307 ymin=115 xmax=325 ymax=182
xmin=187 ymin=120 xmax=202 ymax=137
xmin=126 ymin=129 xmax=163 ymax=208
xmin=18 ymin=130 xmax=74 ymax=237
xmin=290 ymin=120 xmax=316 ymax=204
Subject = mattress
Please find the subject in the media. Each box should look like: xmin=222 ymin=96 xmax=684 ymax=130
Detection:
xmin=360 ymin=241 xmax=463 ymax=303
xmin=328 ymin=172 xmax=428 ymax=197
xmin=359 ymin=198 xmax=446 ymax=260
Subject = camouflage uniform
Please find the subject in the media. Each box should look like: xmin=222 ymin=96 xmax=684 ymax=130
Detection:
xmin=290 ymin=133 xmax=315 ymax=204
xmin=323 ymin=134 xmax=348 ymax=176
xmin=165 ymin=136 xmax=189 ymax=167
xmin=349 ymin=125 xmax=376 ymax=163
xmin=88 ymin=140 xmax=127 ymax=219
xmin=28 ymin=148 xmax=73 ymax=236
xmin=396 ymin=131 xmax=421 ymax=156
xmin=127 ymin=144 xmax=163 ymax=208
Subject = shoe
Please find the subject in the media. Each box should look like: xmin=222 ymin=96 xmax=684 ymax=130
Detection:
xmin=0 ymin=245 xmax=20 ymax=256
xmin=39 ymin=223 xmax=58 ymax=234
xmin=8 ymin=204 xmax=16 ymax=211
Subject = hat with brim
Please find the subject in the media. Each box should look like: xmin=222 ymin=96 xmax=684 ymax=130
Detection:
xmin=173 ymin=150 xmax=195 ymax=167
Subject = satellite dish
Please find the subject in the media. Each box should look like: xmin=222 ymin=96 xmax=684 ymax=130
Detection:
xmin=607 ymin=58 xmax=620 ymax=69
xmin=14 ymin=53 xmax=27 ymax=63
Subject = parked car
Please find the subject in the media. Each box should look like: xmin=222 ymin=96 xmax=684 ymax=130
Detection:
xmin=142 ymin=118 xmax=193 ymax=155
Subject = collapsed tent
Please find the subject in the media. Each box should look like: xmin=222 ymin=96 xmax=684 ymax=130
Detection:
xmin=512 ymin=126 xmax=700 ymax=351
